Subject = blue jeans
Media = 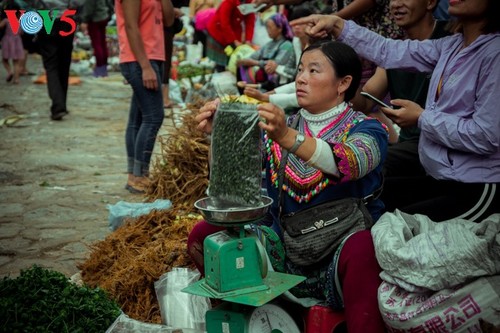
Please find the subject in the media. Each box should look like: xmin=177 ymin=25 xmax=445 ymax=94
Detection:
xmin=120 ymin=61 xmax=164 ymax=177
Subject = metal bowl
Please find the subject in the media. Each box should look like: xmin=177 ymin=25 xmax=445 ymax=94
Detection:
xmin=194 ymin=196 xmax=273 ymax=226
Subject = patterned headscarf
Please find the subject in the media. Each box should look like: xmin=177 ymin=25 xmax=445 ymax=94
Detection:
xmin=267 ymin=13 xmax=294 ymax=41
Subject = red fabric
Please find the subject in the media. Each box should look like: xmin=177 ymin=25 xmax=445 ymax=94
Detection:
xmin=87 ymin=19 xmax=109 ymax=67
xmin=187 ymin=220 xmax=225 ymax=276
xmin=206 ymin=0 xmax=255 ymax=47
xmin=194 ymin=8 xmax=216 ymax=31
xmin=338 ymin=230 xmax=386 ymax=333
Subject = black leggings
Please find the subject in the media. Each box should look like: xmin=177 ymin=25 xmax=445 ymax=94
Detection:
xmin=381 ymin=176 xmax=500 ymax=222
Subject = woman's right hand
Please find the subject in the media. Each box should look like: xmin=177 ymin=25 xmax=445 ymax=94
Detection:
xmin=196 ymin=99 xmax=219 ymax=133
xmin=142 ymin=66 xmax=159 ymax=90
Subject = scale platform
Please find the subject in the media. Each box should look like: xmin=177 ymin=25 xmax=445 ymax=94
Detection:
xmin=182 ymin=271 xmax=305 ymax=307
xmin=193 ymin=196 xmax=274 ymax=227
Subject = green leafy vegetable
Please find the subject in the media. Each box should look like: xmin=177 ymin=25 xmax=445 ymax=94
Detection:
xmin=0 ymin=265 xmax=121 ymax=333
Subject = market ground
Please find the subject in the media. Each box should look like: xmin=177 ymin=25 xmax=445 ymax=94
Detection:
xmin=0 ymin=54 xmax=177 ymax=278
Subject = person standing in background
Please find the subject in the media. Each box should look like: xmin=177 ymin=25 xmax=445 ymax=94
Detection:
xmin=80 ymin=0 xmax=114 ymax=78
xmin=292 ymin=0 xmax=500 ymax=221
xmin=162 ymin=0 xmax=185 ymax=109
xmin=34 ymin=0 xmax=84 ymax=120
xmin=205 ymin=0 xmax=256 ymax=72
xmin=189 ymin=0 xmax=218 ymax=57
xmin=116 ymin=0 xmax=174 ymax=194
xmin=0 ymin=1 xmax=24 ymax=84
xmin=350 ymin=0 xmax=450 ymax=164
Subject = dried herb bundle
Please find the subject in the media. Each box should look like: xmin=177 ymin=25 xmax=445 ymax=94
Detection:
xmin=146 ymin=111 xmax=210 ymax=210
xmin=209 ymin=102 xmax=262 ymax=207
xmin=77 ymin=209 xmax=200 ymax=323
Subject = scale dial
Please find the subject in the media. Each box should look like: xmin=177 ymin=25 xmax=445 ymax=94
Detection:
xmin=248 ymin=303 xmax=300 ymax=333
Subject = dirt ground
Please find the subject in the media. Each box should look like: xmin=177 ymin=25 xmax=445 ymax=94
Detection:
xmin=0 ymin=54 xmax=175 ymax=278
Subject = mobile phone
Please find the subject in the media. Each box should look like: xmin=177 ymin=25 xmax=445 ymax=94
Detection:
xmin=360 ymin=91 xmax=392 ymax=109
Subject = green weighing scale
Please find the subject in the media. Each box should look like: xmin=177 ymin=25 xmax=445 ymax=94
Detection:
xmin=182 ymin=196 xmax=306 ymax=333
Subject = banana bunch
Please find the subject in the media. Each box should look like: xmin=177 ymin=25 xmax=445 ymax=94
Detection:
xmin=220 ymin=95 xmax=261 ymax=104
xmin=72 ymin=50 xmax=90 ymax=61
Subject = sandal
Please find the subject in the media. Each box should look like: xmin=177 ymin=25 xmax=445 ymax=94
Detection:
xmin=6 ymin=74 xmax=13 ymax=82
xmin=124 ymin=183 xmax=146 ymax=194
xmin=164 ymin=101 xmax=175 ymax=109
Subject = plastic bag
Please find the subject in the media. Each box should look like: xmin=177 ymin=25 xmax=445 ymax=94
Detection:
xmin=105 ymin=312 xmax=204 ymax=333
xmin=186 ymin=42 xmax=204 ymax=63
xmin=210 ymin=71 xmax=239 ymax=96
xmin=107 ymin=199 xmax=172 ymax=231
xmin=154 ymin=268 xmax=211 ymax=330
xmin=168 ymin=78 xmax=184 ymax=105
xmin=208 ymin=102 xmax=262 ymax=207
xmin=227 ymin=44 xmax=256 ymax=75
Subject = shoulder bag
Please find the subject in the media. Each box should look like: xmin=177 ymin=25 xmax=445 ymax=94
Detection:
xmin=277 ymin=114 xmax=379 ymax=267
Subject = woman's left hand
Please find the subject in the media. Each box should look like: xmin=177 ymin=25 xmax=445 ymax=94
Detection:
xmin=381 ymin=99 xmax=423 ymax=128
xmin=257 ymin=103 xmax=289 ymax=143
xmin=265 ymin=60 xmax=277 ymax=74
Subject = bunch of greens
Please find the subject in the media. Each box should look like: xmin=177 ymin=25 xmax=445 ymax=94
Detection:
xmin=176 ymin=64 xmax=206 ymax=80
xmin=209 ymin=101 xmax=263 ymax=207
xmin=0 ymin=265 xmax=121 ymax=333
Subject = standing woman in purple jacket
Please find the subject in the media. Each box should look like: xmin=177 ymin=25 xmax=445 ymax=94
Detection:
xmin=291 ymin=0 xmax=500 ymax=222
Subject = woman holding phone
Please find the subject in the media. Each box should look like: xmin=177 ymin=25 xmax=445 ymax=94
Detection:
xmin=291 ymin=0 xmax=500 ymax=222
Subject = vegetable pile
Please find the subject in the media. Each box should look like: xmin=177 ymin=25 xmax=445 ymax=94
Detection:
xmin=78 ymin=209 xmax=200 ymax=323
xmin=0 ymin=265 xmax=121 ymax=332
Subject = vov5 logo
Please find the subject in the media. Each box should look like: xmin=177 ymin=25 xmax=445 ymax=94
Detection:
xmin=3 ymin=9 xmax=77 ymax=36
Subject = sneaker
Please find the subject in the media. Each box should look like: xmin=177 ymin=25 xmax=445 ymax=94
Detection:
xmin=93 ymin=65 xmax=108 ymax=78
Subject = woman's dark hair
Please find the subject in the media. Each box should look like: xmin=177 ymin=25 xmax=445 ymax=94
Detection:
xmin=301 ymin=40 xmax=362 ymax=102
xmin=268 ymin=13 xmax=294 ymax=41
xmin=288 ymin=5 xmax=313 ymax=21
xmin=483 ymin=0 xmax=500 ymax=33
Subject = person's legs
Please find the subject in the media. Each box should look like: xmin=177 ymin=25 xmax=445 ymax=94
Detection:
xmin=399 ymin=180 xmax=500 ymax=222
xmin=162 ymin=27 xmax=174 ymax=107
xmin=38 ymin=36 xmax=66 ymax=117
xmin=120 ymin=60 xmax=164 ymax=181
xmin=2 ymin=58 xmax=13 ymax=81
xmin=37 ymin=23 xmax=74 ymax=120
xmin=125 ymin=94 xmax=141 ymax=175
xmin=12 ymin=59 xmax=21 ymax=84
xmin=57 ymin=33 xmax=73 ymax=110
xmin=88 ymin=20 xmax=110 ymax=77
xmin=121 ymin=62 xmax=145 ymax=192
xmin=19 ymin=50 xmax=28 ymax=75
xmin=338 ymin=230 xmax=385 ymax=333
xmin=383 ymin=139 xmax=424 ymax=178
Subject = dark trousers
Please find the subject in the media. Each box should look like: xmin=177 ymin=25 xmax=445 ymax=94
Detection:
xmin=382 ymin=176 xmax=500 ymax=222
xmin=88 ymin=19 xmax=109 ymax=67
xmin=36 ymin=20 xmax=74 ymax=115
xmin=381 ymin=138 xmax=500 ymax=222
xmin=162 ymin=26 xmax=174 ymax=84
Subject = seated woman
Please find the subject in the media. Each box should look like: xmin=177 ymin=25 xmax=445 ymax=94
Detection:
xmin=190 ymin=40 xmax=389 ymax=333
xmin=292 ymin=0 xmax=500 ymax=222
xmin=237 ymin=13 xmax=295 ymax=91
